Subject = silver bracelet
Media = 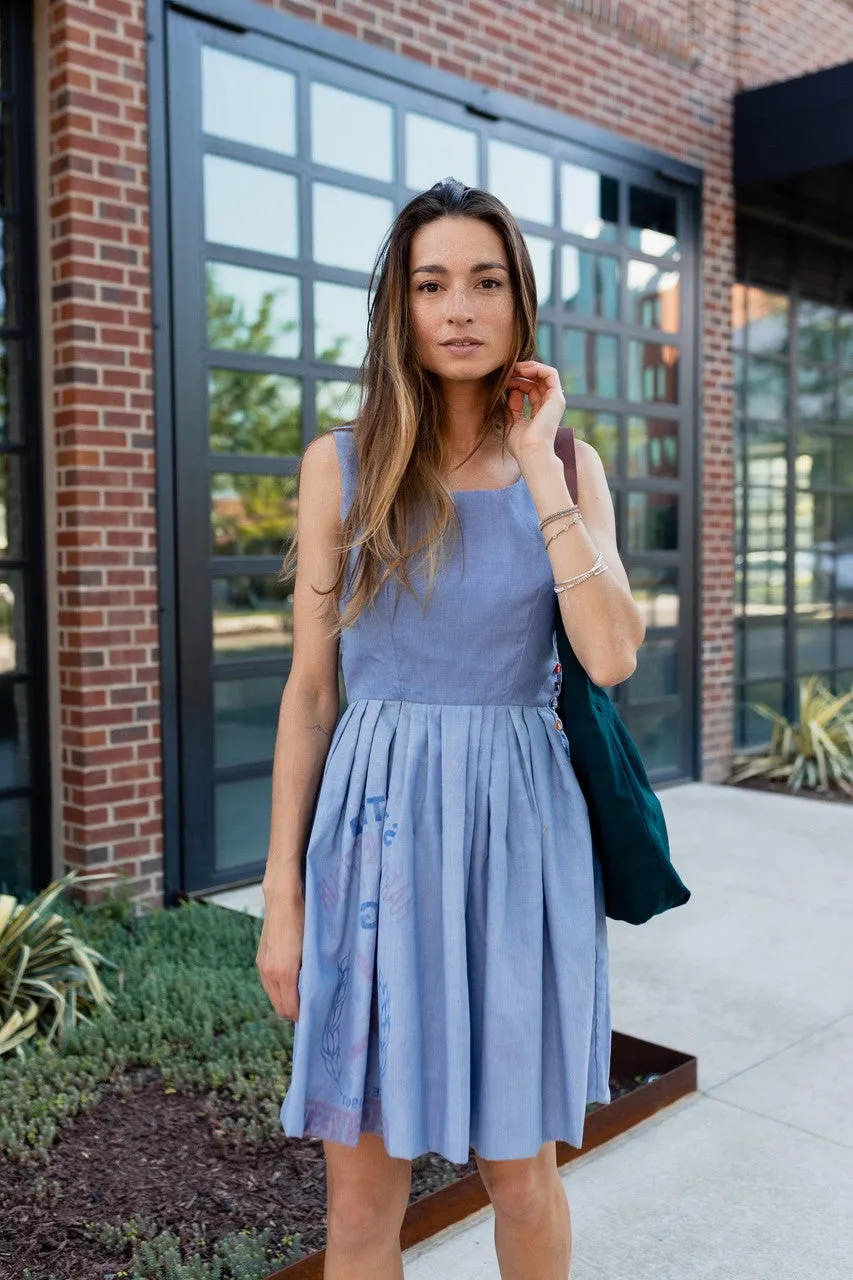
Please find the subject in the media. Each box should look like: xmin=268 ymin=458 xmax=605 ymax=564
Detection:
xmin=554 ymin=551 xmax=608 ymax=594
xmin=544 ymin=513 xmax=583 ymax=549
xmin=539 ymin=505 xmax=580 ymax=532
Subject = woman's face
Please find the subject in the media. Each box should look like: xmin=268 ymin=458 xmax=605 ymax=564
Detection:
xmin=408 ymin=215 xmax=515 ymax=383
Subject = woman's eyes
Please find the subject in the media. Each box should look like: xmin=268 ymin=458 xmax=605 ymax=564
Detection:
xmin=417 ymin=278 xmax=503 ymax=293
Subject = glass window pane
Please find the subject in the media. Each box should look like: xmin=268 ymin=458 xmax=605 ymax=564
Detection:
xmin=627 ymin=261 xmax=679 ymax=333
xmin=629 ymin=636 xmax=678 ymax=700
xmin=628 ymin=416 xmax=678 ymax=479
xmin=0 ymin=339 xmax=23 ymax=443
xmin=0 ymin=571 xmax=24 ymax=674
xmin=536 ymin=323 xmax=552 ymax=365
xmin=797 ymin=301 xmax=837 ymax=365
xmin=796 ymin=433 xmax=833 ymax=488
xmin=742 ymin=422 xmax=787 ymax=488
xmin=628 ymin=186 xmax=679 ymax=259
xmin=201 ymin=48 xmax=296 ymax=155
xmin=623 ymin=704 xmax=680 ymax=772
xmin=215 ymin=774 xmax=272 ymax=872
xmin=838 ymin=619 xmax=853 ymax=665
xmin=561 ymin=330 xmax=618 ymax=399
xmin=745 ymin=357 xmax=787 ymax=421
xmin=561 ymin=248 xmax=619 ymax=319
xmin=840 ymin=374 xmax=853 ymax=423
xmin=738 ymin=679 xmax=784 ymax=749
xmin=797 ymin=363 xmax=835 ymax=422
xmin=312 ymin=183 xmax=393 ymax=273
xmin=795 ymin=548 xmax=834 ymax=609
xmin=0 ymin=453 xmax=23 ymax=557
xmin=211 ymin=474 xmax=298 ymax=557
xmin=212 ymin=574 xmax=293 ymax=663
xmin=206 ymin=263 xmax=300 ymax=358
xmin=797 ymin=616 xmax=833 ymax=672
xmin=838 ymin=494 xmax=853 ymax=542
xmin=209 ymin=371 xmax=301 ymax=456
xmin=405 ymin=113 xmax=478 ymax=189
xmin=560 ymin=163 xmax=617 ymax=241
xmin=311 ymin=82 xmax=393 ymax=182
xmin=214 ymin=674 xmax=283 ymax=767
xmin=744 ymin=619 xmax=785 ymax=679
xmin=795 ymin=490 xmax=833 ymax=548
xmin=628 ymin=566 xmax=679 ymax=628
xmin=0 ymin=796 xmax=31 ymax=897
xmin=0 ymin=216 xmax=18 ymax=329
xmin=525 ymin=235 xmax=554 ymax=306
xmin=563 ymin=410 xmax=618 ymax=475
xmin=839 ymin=311 xmax=853 ymax=367
xmin=732 ymin=286 xmax=789 ymax=356
xmin=204 ymin=157 xmax=298 ymax=259
xmin=0 ymin=679 xmax=28 ymax=788
xmin=627 ymin=340 xmax=679 ymax=404
xmin=836 ymin=434 xmax=853 ymax=487
xmin=314 ymin=281 xmax=368 ymax=366
xmin=627 ymin=491 xmax=678 ymax=551
xmin=488 ymin=139 xmax=553 ymax=225
xmin=317 ymin=379 xmax=360 ymax=432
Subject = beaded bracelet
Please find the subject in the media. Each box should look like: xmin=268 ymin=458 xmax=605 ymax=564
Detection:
xmin=553 ymin=551 xmax=608 ymax=594
xmin=539 ymin=505 xmax=579 ymax=532
xmin=544 ymin=513 xmax=583 ymax=549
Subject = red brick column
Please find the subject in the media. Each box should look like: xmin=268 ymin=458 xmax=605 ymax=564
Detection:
xmin=46 ymin=0 xmax=162 ymax=903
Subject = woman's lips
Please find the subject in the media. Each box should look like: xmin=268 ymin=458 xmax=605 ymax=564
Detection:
xmin=441 ymin=340 xmax=484 ymax=353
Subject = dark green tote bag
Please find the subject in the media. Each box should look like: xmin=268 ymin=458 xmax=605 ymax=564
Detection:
xmin=552 ymin=427 xmax=691 ymax=926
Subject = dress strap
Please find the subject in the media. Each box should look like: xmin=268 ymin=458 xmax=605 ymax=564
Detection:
xmin=330 ymin=426 xmax=358 ymax=523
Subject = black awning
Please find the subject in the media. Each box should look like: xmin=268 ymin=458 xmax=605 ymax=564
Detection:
xmin=735 ymin=61 xmax=853 ymax=188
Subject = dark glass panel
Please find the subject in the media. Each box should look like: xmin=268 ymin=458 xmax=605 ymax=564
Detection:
xmin=743 ymin=619 xmax=785 ymax=680
xmin=628 ymin=566 xmax=679 ymax=629
xmin=627 ymin=261 xmax=680 ymax=333
xmin=746 ymin=357 xmax=787 ymax=421
xmin=212 ymin=574 xmax=293 ymax=664
xmin=738 ymin=679 xmax=784 ymax=749
xmin=627 ymin=492 xmax=678 ymax=552
xmin=628 ymin=417 xmax=678 ymax=479
xmin=0 ymin=796 xmax=31 ymax=897
xmin=214 ymin=773 xmax=272 ymax=872
xmin=797 ymin=363 xmax=836 ymax=422
xmin=536 ymin=323 xmax=553 ymax=366
xmin=561 ymin=248 xmax=619 ymax=319
xmin=795 ymin=433 xmax=833 ymax=488
xmin=627 ymin=187 xmax=678 ymax=259
xmin=0 ymin=679 xmax=28 ymax=788
xmin=561 ymin=330 xmax=618 ymax=399
xmin=836 ymin=433 xmax=853 ymax=487
xmin=629 ymin=636 xmax=678 ymax=700
xmin=627 ymin=340 xmax=678 ymax=404
xmin=797 ymin=616 xmax=833 ymax=673
xmin=214 ymin=674 xmax=283 ymax=767
xmin=0 ymin=570 xmax=24 ymax=674
xmin=0 ymin=452 xmax=23 ymax=556
xmin=797 ymin=301 xmax=837 ymax=366
xmin=211 ymin=474 xmax=298 ymax=557
xmin=623 ymin=704 xmax=680 ymax=772
xmin=742 ymin=422 xmax=787 ymax=488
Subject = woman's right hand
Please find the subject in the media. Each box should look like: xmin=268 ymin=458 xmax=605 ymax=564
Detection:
xmin=256 ymin=892 xmax=306 ymax=1022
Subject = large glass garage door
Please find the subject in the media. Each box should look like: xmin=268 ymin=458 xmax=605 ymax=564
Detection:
xmin=166 ymin=9 xmax=699 ymax=894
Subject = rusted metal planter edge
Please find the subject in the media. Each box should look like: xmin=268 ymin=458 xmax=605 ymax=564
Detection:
xmin=266 ymin=1029 xmax=698 ymax=1279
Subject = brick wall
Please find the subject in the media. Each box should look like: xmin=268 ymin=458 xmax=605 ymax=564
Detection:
xmin=39 ymin=0 xmax=853 ymax=903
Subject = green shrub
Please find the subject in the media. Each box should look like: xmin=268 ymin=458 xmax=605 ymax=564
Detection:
xmin=731 ymin=675 xmax=853 ymax=795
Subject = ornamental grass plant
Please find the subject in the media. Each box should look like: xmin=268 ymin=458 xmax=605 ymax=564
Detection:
xmin=730 ymin=675 xmax=853 ymax=796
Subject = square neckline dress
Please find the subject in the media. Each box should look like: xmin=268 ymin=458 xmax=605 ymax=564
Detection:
xmin=279 ymin=426 xmax=611 ymax=1164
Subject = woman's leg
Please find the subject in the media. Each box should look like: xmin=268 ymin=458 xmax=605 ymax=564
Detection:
xmin=323 ymin=1131 xmax=412 ymax=1280
xmin=475 ymin=1140 xmax=572 ymax=1280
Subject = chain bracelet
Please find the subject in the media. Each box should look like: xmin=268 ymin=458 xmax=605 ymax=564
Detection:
xmin=544 ymin=513 xmax=583 ymax=549
xmin=553 ymin=551 xmax=608 ymax=594
xmin=538 ymin=505 xmax=580 ymax=532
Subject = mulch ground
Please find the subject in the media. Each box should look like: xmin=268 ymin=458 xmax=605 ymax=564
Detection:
xmin=0 ymin=1066 xmax=647 ymax=1280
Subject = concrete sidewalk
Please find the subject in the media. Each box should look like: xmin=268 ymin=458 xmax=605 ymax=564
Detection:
xmin=402 ymin=783 xmax=853 ymax=1279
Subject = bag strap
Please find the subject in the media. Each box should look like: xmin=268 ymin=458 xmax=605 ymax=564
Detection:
xmin=552 ymin=426 xmax=578 ymax=504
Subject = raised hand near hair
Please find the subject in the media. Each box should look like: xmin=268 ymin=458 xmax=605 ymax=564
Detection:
xmin=504 ymin=360 xmax=566 ymax=463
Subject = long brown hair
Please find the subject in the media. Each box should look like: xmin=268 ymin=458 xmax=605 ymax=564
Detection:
xmin=279 ymin=177 xmax=539 ymax=634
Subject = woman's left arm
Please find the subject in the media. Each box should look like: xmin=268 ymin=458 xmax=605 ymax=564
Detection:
xmin=521 ymin=439 xmax=646 ymax=688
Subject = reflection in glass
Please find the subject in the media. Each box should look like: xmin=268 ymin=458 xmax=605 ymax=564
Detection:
xmin=839 ymin=374 xmax=853 ymax=422
xmin=630 ymin=636 xmax=678 ymax=700
xmin=312 ymin=183 xmax=393 ymax=272
xmin=628 ymin=186 xmax=678 ymax=258
xmin=560 ymin=163 xmax=617 ymax=241
xmin=839 ymin=311 xmax=853 ymax=366
xmin=525 ymin=236 xmax=554 ymax=306
xmin=311 ymin=82 xmax=394 ymax=182
xmin=797 ymin=301 xmax=837 ymax=365
xmin=744 ymin=619 xmax=785 ymax=680
xmin=206 ymin=263 xmax=300 ymax=358
xmin=0 ymin=339 xmax=23 ymax=443
xmin=0 ymin=217 xmax=17 ymax=329
xmin=561 ymin=248 xmax=619 ymax=319
xmin=562 ymin=330 xmax=618 ymax=398
xmin=795 ymin=433 xmax=833 ymax=488
xmin=795 ymin=489 xmax=833 ymax=549
xmin=732 ymin=285 xmax=789 ymax=355
xmin=536 ymin=323 xmax=553 ymax=365
xmin=317 ymin=380 xmax=360 ymax=432
xmin=201 ymin=48 xmax=296 ymax=154
xmin=797 ymin=363 xmax=835 ymax=422
xmin=795 ymin=546 xmax=833 ymax=609
xmin=744 ymin=357 xmax=786 ymax=421
xmin=0 ymin=453 xmax=22 ymax=557
xmin=209 ymin=371 xmax=301 ymax=455
xmin=627 ymin=261 xmax=679 ymax=332
xmin=214 ymin=674 xmax=283 ymax=766
xmin=628 ymin=566 xmax=679 ymax=628
xmin=627 ymin=491 xmax=678 ymax=551
xmin=741 ymin=422 xmax=787 ymax=488
xmin=204 ymin=157 xmax=298 ymax=258
xmin=627 ymin=340 xmax=678 ymax=404
xmin=839 ymin=621 xmax=853 ymax=666
xmin=838 ymin=495 xmax=853 ymax=542
xmin=837 ymin=434 xmax=853 ymax=487
xmin=211 ymin=474 xmax=298 ymax=557
xmin=405 ymin=113 xmax=478 ymax=189
xmin=488 ymin=139 xmax=553 ymax=225
xmin=739 ymin=679 xmax=784 ymax=748
xmin=215 ymin=773 xmax=272 ymax=872
xmin=0 ymin=571 xmax=24 ymax=673
xmin=0 ymin=796 xmax=31 ymax=898
xmin=563 ymin=410 xmax=618 ymax=474
xmin=212 ymin=574 xmax=293 ymax=663
xmin=314 ymin=281 xmax=368 ymax=366
xmin=0 ymin=680 xmax=28 ymax=789
xmin=628 ymin=417 xmax=678 ymax=479
xmin=624 ymin=704 xmax=680 ymax=772
xmin=797 ymin=616 xmax=833 ymax=672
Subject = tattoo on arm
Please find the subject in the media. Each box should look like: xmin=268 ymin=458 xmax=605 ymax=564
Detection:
xmin=307 ymin=722 xmax=331 ymax=738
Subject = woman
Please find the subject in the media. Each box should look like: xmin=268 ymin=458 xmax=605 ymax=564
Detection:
xmin=257 ymin=177 xmax=645 ymax=1280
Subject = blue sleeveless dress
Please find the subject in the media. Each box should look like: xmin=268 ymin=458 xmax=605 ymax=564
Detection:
xmin=280 ymin=426 xmax=611 ymax=1164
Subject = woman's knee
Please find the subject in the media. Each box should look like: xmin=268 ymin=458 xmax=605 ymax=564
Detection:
xmin=325 ymin=1133 xmax=412 ymax=1251
xmin=476 ymin=1143 xmax=563 ymax=1223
